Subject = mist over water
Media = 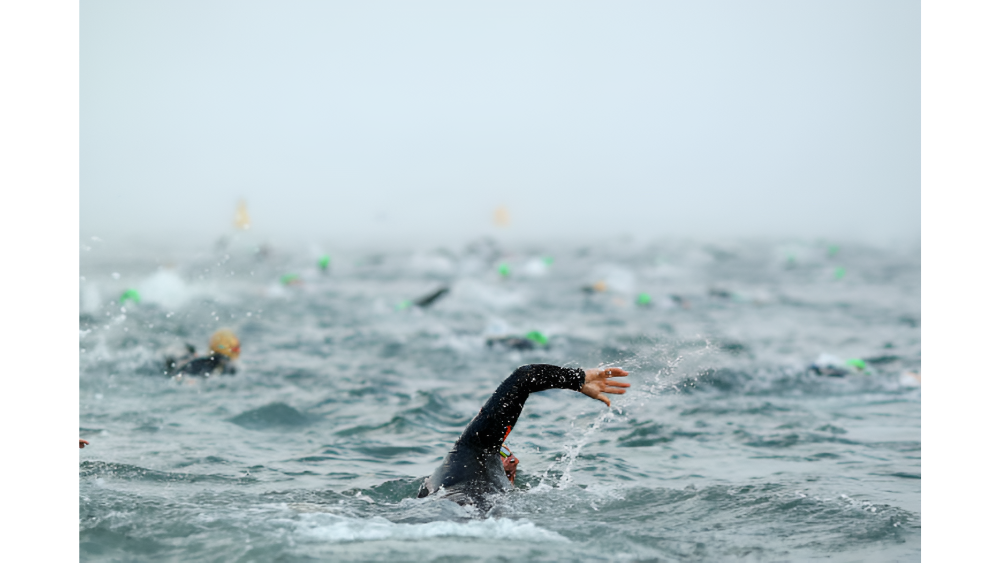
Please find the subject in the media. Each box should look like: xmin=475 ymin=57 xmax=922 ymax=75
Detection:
xmin=79 ymin=236 xmax=919 ymax=561
xmin=81 ymin=1 xmax=920 ymax=244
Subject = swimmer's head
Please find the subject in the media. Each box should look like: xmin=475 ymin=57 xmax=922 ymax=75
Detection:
xmin=500 ymin=443 xmax=518 ymax=484
xmin=209 ymin=329 xmax=241 ymax=359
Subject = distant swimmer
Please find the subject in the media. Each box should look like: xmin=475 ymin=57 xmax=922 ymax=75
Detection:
xmin=397 ymin=286 xmax=451 ymax=311
xmin=165 ymin=329 xmax=240 ymax=377
xmin=581 ymin=281 xmax=608 ymax=295
xmin=486 ymin=331 xmax=548 ymax=351
xmin=808 ymin=353 xmax=868 ymax=377
xmin=486 ymin=336 xmax=536 ymax=351
xmin=414 ymin=286 xmax=449 ymax=308
xmin=417 ymin=364 xmax=629 ymax=506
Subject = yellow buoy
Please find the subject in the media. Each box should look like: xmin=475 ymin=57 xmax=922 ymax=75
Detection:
xmin=234 ymin=200 xmax=251 ymax=230
xmin=493 ymin=205 xmax=510 ymax=227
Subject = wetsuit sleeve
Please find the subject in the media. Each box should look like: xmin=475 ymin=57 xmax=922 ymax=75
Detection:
xmin=176 ymin=354 xmax=227 ymax=377
xmin=456 ymin=364 xmax=585 ymax=455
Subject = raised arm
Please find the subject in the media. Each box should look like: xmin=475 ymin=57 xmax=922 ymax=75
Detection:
xmin=455 ymin=364 xmax=629 ymax=456
xmin=420 ymin=364 xmax=629 ymax=500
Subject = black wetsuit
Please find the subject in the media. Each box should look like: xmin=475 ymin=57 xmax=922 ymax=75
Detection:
xmin=486 ymin=336 xmax=538 ymax=351
xmin=417 ymin=364 xmax=585 ymax=505
xmin=165 ymin=346 xmax=235 ymax=377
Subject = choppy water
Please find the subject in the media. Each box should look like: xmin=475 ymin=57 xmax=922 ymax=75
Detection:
xmin=79 ymin=237 xmax=920 ymax=562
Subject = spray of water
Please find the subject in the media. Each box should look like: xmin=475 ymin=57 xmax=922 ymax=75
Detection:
xmin=539 ymin=337 xmax=720 ymax=489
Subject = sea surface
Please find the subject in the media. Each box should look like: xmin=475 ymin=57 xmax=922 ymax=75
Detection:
xmin=79 ymin=237 xmax=920 ymax=562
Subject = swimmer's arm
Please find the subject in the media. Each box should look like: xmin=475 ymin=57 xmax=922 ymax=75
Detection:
xmin=79 ymin=439 xmax=89 ymax=449
xmin=580 ymin=367 xmax=630 ymax=407
xmin=459 ymin=364 xmax=586 ymax=453
xmin=459 ymin=365 xmax=629 ymax=453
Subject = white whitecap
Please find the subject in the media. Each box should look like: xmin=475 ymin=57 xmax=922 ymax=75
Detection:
xmin=138 ymin=269 xmax=190 ymax=309
xmin=295 ymin=514 xmax=568 ymax=543
xmin=80 ymin=282 xmax=102 ymax=314
xmin=521 ymin=258 xmax=549 ymax=277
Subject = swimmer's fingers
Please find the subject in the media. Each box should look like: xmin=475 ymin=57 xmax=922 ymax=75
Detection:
xmin=79 ymin=439 xmax=89 ymax=449
xmin=606 ymin=380 xmax=630 ymax=388
xmin=581 ymin=383 xmax=627 ymax=407
xmin=584 ymin=367 xmax=629 ymax=383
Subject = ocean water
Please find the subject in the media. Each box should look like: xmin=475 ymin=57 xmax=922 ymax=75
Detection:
xmin=79 ymin=237 xmax=920 ymax=562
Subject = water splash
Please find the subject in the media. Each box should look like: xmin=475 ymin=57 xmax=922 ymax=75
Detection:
xmin=540 ymin=338 xmax=718 ymax=489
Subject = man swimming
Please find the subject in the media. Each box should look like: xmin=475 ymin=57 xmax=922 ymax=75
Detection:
xmin=417 ymin=364 xmax=629 ymax=506
xmin=164 ymin=329 xmax=241 ymax=377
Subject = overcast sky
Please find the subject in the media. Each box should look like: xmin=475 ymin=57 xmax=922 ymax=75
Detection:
xmin=81 ymin=1 xmax=919 ymax=246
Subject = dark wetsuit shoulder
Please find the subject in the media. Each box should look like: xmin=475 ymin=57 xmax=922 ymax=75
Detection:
xmin=172 ymin=353 xmax=234 ymax=377
xmin=419 ymin=364 xmax=585 ymax=502
xmin=456 ymin=364 xmax=584 ymax=452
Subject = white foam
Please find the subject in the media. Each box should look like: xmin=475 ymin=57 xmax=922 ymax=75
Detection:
xmin=138 ymin=269 xmax=190 ymax=308
xmin=80 ymin=281 xmax=102 ymax=313
xmin=521 ymin=257 xmax=550 ymax=277
xmin=899 ymin=370 xmax=921 ymax=387
xmin=295 ymin=514 xmax=568 ymax=543
xmin=590 ymin=264 xmax=635 ymax=293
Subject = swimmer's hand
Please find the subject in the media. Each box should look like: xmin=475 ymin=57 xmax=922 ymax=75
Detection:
xmin=581 ymin=367 xmax=630 ymax=407
xmin=79 ymin=439 xmax=89 ymax=449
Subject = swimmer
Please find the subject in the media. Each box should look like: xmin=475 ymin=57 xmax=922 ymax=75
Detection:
xmin=417 ymin=364 xmax=629 ymax=506
xmin=79 ymin=439 xmax=89 ymax=449
xmin=581 ymin=281 xmax=608 ymax=295
xmin=165 ymin=329 xmax=240 ymax=377
xmin=413 ymin=286 xmax=449 ymax=308
xmin=486 ymin=336 xmax=538 ymax=350
xmin=486 ymin=331 xmax=548 ymax=351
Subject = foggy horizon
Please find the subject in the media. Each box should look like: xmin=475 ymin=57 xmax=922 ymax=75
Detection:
xmin=82 ymin=1 xmax=919 ymax=247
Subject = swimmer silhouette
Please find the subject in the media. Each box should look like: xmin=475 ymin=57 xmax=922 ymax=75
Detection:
xmin=417 ymin=364 xmax=629 ymax=506
xmin=414 ymin=286 xmax=449 ymax=308
xmin=487 ymin=331 xmax=548 ymax=351
xmin=486 ymin=336 xmax=539 ymax=351
xmin=165 ymin=329 xmax=241 ymax=377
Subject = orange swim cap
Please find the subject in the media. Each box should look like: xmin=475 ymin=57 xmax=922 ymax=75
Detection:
xmin=209 ymin=329 xmax=241 ymax=359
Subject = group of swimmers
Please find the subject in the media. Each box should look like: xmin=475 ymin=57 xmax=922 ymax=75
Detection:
xmin=83 ymin=324 xmax=631 ymax=505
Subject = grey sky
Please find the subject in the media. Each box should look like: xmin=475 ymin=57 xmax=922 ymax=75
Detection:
xmin=81 ymin=1 xmax=919 ymax=246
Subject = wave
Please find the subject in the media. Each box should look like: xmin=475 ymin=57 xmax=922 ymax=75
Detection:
xmin=80 ymin=461 xmax=255 ymax=484
xmin=228 ymin=402 xmax=317 ymax=430
xmin=293 ymin=513 xmax=568 ymax=543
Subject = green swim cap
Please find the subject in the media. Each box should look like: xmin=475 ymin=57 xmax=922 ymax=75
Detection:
xmin=318 ymin=255 xmax=330 ymax=270
xmin=834 ymin=267 xmax=846 ymax=280
xmin=498 ymin=263 xmax=510 ymax=277
xmin=280 ymin=274 xmax=301 ymax=285
xmin=845 ymin=358 xmax=868 ymax=373
xmin=524 ymin=330 xmax=548 ymax=346
xmin=636 ymin=292 xmax=652 ymax=306
xmin=119 ymin=289 xmax=140 ymax=305
xmin=542 ymin=256 xmax=554 ymax=266
xmin=395 ymin=300 xmax=412 ymax=311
